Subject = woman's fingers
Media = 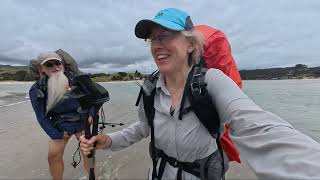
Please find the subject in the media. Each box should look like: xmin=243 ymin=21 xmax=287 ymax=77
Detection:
xmin=79 ymin=135 xmax=97 ymax=155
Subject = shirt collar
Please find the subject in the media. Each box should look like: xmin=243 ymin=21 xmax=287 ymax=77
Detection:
xmin=155 ymin=66 xmax=194 ymax=95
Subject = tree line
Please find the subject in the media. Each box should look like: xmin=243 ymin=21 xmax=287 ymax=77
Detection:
xmin=239 ymin=64 xmax=320 ymax=80
xmin=0 ymin=65 xmax=147 ymax=81
xmin=1 ymin=64 xmax=320 ymax=81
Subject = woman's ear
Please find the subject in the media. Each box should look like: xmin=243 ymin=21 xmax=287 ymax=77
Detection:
xmin=187 ymin=40 xmax=195 ymax=53
xmin=187 ymin=46 xmax=195 ymax=53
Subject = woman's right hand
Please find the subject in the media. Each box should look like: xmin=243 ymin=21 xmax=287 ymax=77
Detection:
xmin=79 ymin=134 xmax=112 ymax=156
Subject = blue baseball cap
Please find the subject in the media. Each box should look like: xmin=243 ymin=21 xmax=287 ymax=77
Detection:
xmin=135 ymin=8 xmax=194 ymax=39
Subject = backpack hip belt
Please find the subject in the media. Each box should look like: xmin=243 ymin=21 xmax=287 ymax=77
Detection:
xmin=153 ymin=147 xmax=222 ymax=180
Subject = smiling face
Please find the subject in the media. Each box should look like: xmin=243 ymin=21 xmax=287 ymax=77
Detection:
xmin=149 ymin=26 xmax=194 ymax=75
xmin=40 ymin=59 xmax=64 ymax=77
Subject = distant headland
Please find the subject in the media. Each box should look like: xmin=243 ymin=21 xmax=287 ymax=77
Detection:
xmin=239 ymin=64 xmax=320 ymax=80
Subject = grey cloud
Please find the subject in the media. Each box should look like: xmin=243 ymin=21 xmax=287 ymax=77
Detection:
xmin=0 ymin=55 xmax=26 ymax=65
xmin=0 ymin=0 xmax=320 ymax=73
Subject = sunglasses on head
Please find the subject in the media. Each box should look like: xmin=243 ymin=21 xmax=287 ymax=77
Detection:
xmin=44 ymin=61 xmax=62 ymax=68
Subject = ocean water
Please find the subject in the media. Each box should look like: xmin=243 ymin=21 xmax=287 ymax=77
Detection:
xmin=0 ymin=79 xmax=319 ymax=179
xmin=0 ymin=79 xmax=320 ymax=142
xmin=1 ymin=80 xmax=319 ymax=140
xmin=242 ymin=79 xmax=320 ymax=142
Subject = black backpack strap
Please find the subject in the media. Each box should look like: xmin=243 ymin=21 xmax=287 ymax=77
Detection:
xmin=188 ymin=65 xmax=226 ymax=180
xmin=135 ymin=88 xmax=143 ymax=107
xmin=135 ymin=70 xmax=159 ymax=107
xmin=178 ymin=66 xmax=195 ymax=120
xmin=147 ymin=90 xmax=158 ymax=180
xmin=157 ymin=157 xmax=167 ymax=180
xmin=178 ymin=56 xmax=206 ymax=120
xmin=135 ymin=71 xmax=160 ymax=180
xmin=188 ymin=67 xmax=220 ymax=136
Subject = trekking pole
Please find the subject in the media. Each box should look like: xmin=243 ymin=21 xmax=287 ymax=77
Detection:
xmin=83 ymin=106 xmax=101 ymax=180
xmin=69 ymin=74 xmax=110 ymax=180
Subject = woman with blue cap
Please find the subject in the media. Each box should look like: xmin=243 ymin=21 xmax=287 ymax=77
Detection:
xmin=80 ymin=8 xmax=320 ymax=180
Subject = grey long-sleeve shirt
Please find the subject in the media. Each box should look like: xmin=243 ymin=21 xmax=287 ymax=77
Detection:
xmin=108 ymin=68 xmax=320 ymax=179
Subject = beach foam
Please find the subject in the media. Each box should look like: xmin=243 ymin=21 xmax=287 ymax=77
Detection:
xmin=0 ymin=92 xmax=12 ymax=98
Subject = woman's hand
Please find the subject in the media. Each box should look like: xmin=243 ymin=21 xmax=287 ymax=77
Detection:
xmin=79 ymin=134 xmax=112 ymax=156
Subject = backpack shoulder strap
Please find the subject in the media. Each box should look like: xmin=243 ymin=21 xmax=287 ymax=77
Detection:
xmin=135 ymin=70 xmax=159 ymax=180
xmin=135 ymin=70 xmax=159 ymax=126
xmin=187 ymin=65 xmax=226 ymax=178
xmin=188 ymin=65 xmax=220 ymax=136
xmin=178 ymin=65 xmax=196 ymax=120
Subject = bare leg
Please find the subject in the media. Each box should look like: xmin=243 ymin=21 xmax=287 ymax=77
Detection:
xmin=48 ymin=137 xmax=69 ymax=180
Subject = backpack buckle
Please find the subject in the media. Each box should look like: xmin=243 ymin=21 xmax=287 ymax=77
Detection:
xmin=190 ymin=73 xmax=202 ymax=96
xmin=173 ymin=160 xmax=178 ymax=167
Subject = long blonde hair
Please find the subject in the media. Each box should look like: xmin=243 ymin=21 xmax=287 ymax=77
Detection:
xmin=181 ymin=30 xmax=204 ymax=65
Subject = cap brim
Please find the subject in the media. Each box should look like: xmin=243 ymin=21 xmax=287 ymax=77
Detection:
xmin=40 ymin=58 xmax=62 ymax=65
xmin=135 ymin=19 xmax=185 ymax=39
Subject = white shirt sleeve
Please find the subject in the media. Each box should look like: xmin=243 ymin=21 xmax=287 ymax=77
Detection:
xmin=108 ymin=98 xmax=150 ymax=151
xmin=205 ymin=68 xmax=320 ymax=179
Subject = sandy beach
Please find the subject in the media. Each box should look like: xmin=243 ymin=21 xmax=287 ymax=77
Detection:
xmin=0 ymin=81 xmax=34 ymax=84
xmin=2 ymin=79 xmax=320 ymax=179
xmin=0 ymin=92 xmax=257 ymax=180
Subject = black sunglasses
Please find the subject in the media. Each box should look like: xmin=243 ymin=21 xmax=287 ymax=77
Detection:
xmin=44 ymin=61 xmax=62 ymax=68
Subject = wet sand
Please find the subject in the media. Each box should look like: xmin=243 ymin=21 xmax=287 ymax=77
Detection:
xmin=0 ymin=100 xmax=257 ymax=180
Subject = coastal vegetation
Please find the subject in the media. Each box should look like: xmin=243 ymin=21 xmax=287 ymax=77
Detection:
xmin=0 ymin=64 xmax=319 ymax=81
xmin=240 ymin=64 xmax=320 ymax=80
xmin=0 ymin=64 xmax=147 ymax=81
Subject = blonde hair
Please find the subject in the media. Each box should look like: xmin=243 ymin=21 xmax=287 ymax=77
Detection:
xmin=181 ymin=30 xmax=204 ymax=65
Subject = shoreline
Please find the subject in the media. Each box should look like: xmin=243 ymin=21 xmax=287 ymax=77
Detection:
xmin=1 ymin=78 xmax=319 ymax=84
xmin=0 ymin=80 xmax=143 ymax=84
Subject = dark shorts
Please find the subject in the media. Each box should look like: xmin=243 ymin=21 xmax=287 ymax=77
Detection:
xmin=56 ymin=121 xmax=84 ymax=135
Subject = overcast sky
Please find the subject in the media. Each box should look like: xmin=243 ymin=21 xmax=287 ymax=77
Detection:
xmin=0 ymin=0 xmax=319 ymax=73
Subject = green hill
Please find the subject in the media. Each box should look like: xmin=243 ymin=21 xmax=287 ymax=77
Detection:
xmin=0 ymin=65 xmax=32 ymax=81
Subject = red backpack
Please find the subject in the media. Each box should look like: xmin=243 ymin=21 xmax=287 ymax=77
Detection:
xmin=195 ymin=25 xmax=242 ymax=163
